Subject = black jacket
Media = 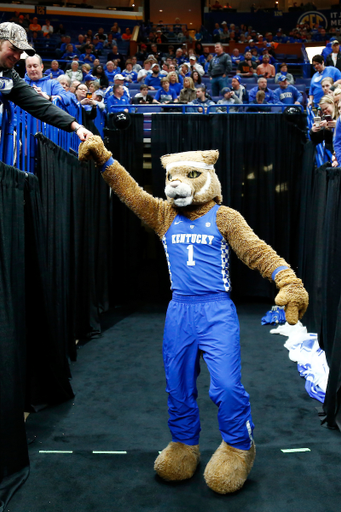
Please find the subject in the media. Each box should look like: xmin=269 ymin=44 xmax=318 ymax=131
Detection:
xmin=0 ymin=67 xmax=76 ymax=131
xmin=326 ymin=52 xmax=341 ymax=72
xmin=309 ymin=126 xmax=334 ymax=152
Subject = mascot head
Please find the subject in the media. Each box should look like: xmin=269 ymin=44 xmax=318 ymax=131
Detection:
xmin=161 ymin=150 xmax=222 ymax=207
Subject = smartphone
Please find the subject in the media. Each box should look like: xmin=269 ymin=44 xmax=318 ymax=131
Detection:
xmin=86 ymin=92 xmax=92 ymax=98
xmin=324 ymin=115 xmax=332 ymax=122
xmin=314 ymin=116 xmax=321 ymax=126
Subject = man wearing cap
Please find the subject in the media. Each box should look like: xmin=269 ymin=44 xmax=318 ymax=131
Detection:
xmin=188 ymin=55 xmax=205 ymax=77
xmin=79 ymin=44 xmax=96 ymax=64
xmin=144 ymin=63 xmax=162 ymax=90
xmin=104 ymin=74 xmax=130 ymax=104
xmin=326 ymin=41 xmax=341 ymax=71
xmin=0 ymin=22 xmax=91 ymax=140
xmin=273 ymin=75 xmax=303 ymax=105
xmin=208 ymin=43 xmax=232 ymax=97
xmin=216 ymin=87 xmax=242 ymax=112
xmin=231 ymin=75 xmax=249 ymax=103
xmin=106 ymin=84 xmax=130 ymax=114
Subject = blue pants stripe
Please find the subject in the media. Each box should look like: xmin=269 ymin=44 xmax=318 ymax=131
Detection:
xmin=163 ymin=293 xmax=254 ymax=450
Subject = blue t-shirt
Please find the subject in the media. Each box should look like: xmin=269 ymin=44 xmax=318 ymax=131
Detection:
xmin=154 ymin=87 xmax=178 ymax=103
xmin=122 ymin=70 xmax=138 ymax=83
xmin=248 ymin=86 xmax=276 ymax=104
xmin=144 ymin=74 xmax=162 ymax=89
xmin=309 ymin=66 xmax=341 ymax=105
xmin=169 ymin=82 xmax=182 ymax=95
xmin=162 ymin=204 xmax=231 ymax=295
xmin=106 ymin=95 xmax=130 ymax=113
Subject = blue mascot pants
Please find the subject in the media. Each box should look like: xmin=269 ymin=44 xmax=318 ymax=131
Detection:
xmin=163 ymin=292 xmax=254 ymax=450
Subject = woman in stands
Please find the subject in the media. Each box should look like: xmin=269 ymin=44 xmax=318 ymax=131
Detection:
xmin=74 ymin=83 xmax=98 ymax=120
xmin=167 ymin=71 xmax=182 ymax=96
xmin=92 ymin=65 xmax=109 ymax=89
xmin=81 ymin=63 xmax=91 ymax=80
xmin=321 ymin=77 xmax=334 ymax=97
xmin=191 ymin=70 xmax=202 ymax=88
xmin=275 ymin=63 xmax=294 ymax=84
xmin=178 ymin=76 xmax=197 ymax=104
xmin=310 ymin=95 xmax=336 ymax=154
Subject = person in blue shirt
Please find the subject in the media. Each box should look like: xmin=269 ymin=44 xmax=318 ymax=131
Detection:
xmin=322 ymin=38 xmax=338 ymax=62
xmin=25 ymin=54 xmax=71 ymax=105
xmin=104 ymin=60 xmax=121 ymax=85
xmin=79 ymin=44 xmax=96 ymax=64
xmin=308 ymin=54 xmax=341 ymax=107
xmin=273 ymin=30 xmax=288 ymax=43
xmin=44 ymin=60 xmax=64 ymax=79
xmin=273 ymin=75 xmax=303 ymax=105
xmin=122 ymin=59 xmax=138 ymax=83
xmin=144 ymin=63 xmax=162 ymax=90
xmin=154 ymin=78 xmax=179 ymax=103
xmin=248 ymin=77 xmax=277 ymax=104
xmin=104 ymin=74 xmax=131 ymax=104
xmin=168 ymin=71 xmax=182 ymax=95
xmin=106 ymin=84 xmax=130 ymax=113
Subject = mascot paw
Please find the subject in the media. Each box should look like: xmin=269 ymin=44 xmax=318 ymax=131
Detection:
xmin=154 ymin=442 xmax=200 ymax=481
xmin=204 ymin=441 xmax=256 ymax=494
xmin=78 ymin=135 xmax=112 ymax=166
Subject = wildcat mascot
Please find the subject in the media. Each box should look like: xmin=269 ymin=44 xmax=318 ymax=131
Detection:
xmin=79 ymin=136 xmax=308 ymax=494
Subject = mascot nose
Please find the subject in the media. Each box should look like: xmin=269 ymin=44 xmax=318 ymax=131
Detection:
xmin=169 ymin=180 xmax=181 ymax=188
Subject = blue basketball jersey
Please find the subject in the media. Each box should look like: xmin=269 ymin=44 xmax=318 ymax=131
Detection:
xmin=162 ymin=204 xmax=231 ymax=295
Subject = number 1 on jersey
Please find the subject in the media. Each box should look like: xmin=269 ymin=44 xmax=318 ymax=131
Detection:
xmin=187 ymin=245 xmax=195 ymax=266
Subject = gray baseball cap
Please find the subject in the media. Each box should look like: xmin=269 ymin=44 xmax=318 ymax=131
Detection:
xmin=0 ymin=22 xmax=35 ymax=56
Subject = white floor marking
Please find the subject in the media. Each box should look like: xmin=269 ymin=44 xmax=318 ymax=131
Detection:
xmin=92 ymin=451 xmax=127 ymax=454
xmin=281 ymin=448 xmax=311 ymax=453
xmin=39 ymin=450 xmax=73 ymax=454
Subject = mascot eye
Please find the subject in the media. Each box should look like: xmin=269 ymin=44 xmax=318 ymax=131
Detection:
xmin=187 ymin=170 xmax=202 ymax=179
xmin=168 ymin=173 xmax=172 ymax=181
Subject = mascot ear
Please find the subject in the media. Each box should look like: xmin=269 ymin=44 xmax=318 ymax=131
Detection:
xmin=201 ymin=150 xmax=219 ymax=166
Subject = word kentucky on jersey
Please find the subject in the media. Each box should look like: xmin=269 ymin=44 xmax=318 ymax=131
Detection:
xmin=171 ymin=233 xmax=215 ymax=245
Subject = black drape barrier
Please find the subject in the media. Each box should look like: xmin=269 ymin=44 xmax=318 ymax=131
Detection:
xmin=0 ymin=163 xmax=29 ymax=511
xmin=104 ymin=115 xmax=148 ymax=302
xmin=151 ymin=114 xmax=306 ymax=299
xmin=298 ymin=158 xmax=341 ymax=430
xmin=24 ymin=172 xmax=75 ymax=408
xmin=35 ymin=133 xmax=111 ymax=354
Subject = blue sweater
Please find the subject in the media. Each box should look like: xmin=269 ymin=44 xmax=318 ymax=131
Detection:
xmin=273 ymin=85 xmax=303 ymax=104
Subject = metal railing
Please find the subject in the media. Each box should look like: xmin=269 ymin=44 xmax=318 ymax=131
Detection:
xmin=0 ymin=98 xmax=106 ymax=173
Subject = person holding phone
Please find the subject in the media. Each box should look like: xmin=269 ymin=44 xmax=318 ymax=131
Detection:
xmin=310 ymin=95 xmax=336 ymax=154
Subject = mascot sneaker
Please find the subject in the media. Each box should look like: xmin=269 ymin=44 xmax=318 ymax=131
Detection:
xmin=154 ymin=442 xmax=200 ymax=481
xmin=204 ymin=441 xmax=256 ymax=494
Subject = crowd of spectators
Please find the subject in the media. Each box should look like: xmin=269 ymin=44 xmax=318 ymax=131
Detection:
xmin=5 ymin=12 xmax=341 ymax=125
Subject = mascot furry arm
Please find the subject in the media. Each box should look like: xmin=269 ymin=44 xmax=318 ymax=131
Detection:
xmin=79 ymin=136 xmax=308 ymax=324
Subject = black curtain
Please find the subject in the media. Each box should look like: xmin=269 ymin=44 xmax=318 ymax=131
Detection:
xmin=151 ymin=114 xmax=306 ymax=299
xmin=35 ymin=133 xmax=111 ymax=352
xmin=298 ymin=160 xmax=341 ymax=430
xmin=0 ymin=162 xmax=29 ymax=511
xmin=104 ymin=115 xmax=149 ymax=303
xmin=24 ymin=172 xmax=75 ymax=408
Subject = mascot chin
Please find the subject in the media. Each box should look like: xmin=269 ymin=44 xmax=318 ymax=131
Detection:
xmin=79 ymin=136 xmax=308 ymax=494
